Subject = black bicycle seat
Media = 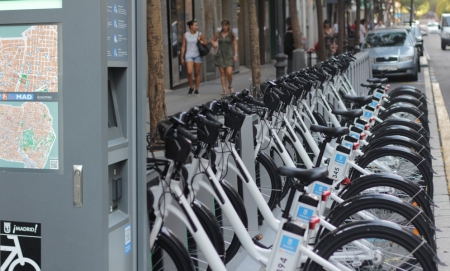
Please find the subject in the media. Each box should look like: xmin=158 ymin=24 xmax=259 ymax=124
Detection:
xmin=331 ymin=108 xmax=363 ymax=118
xmin=276 ymin=166 xmax=329 ymax=186
xmin=341 ymin=93 xmax=372 ymax=106
xmin=367 ymin=78 xmax=388 ymax=83
xmin=310 ymin=125 xmax=349 ymax=138
xmin=361 ymin=82 xmax=382 ymax=89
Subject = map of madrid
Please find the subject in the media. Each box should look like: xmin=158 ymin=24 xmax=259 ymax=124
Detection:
xmin=0 ymin=102 xmax=56 ymax=169
xmin=0 ymin=25 xmax=58 ymax=93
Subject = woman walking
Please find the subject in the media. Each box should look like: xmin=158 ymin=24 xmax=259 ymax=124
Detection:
xmin=211 ymin=19 xmax=238 ymax=95
xmin=323 ymin=19 xmax=336 ymax=58
xmin=181 ymin=19 xmax=207 ymax=96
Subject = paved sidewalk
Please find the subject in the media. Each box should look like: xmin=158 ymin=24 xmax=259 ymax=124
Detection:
xmin=165 ymin=63 xmax=277 ymax=116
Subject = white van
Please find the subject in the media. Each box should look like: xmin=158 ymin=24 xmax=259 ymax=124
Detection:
xmin=440 ymin=13 xmax=450 ymax=50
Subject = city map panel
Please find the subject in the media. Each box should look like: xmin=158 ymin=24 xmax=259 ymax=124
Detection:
xmin=0 ymin=25 xmax=59 ymax=170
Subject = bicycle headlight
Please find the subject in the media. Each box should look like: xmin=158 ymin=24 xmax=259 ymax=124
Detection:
xmin=399 ymin=55 xmax=413 ymax=62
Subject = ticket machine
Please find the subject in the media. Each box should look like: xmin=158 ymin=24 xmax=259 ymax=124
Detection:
xmin=0 ymin=1 xmax=147 ymax=270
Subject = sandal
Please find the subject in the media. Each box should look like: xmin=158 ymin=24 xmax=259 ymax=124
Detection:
xmin=228 ymin=86 xmax=234 ymax=94
xmin=221 ymin=90 xmax=227 ymax=96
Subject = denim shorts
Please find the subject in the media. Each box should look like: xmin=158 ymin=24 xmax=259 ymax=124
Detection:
xmin=185 ymin=55 xmax=203 ymax=63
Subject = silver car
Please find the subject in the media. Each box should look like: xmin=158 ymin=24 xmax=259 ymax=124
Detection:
xmin=362 ymin=28 xmax=420 ymax=81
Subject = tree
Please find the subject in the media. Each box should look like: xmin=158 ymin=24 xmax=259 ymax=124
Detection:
xmin=356 ymin=0 xmax=361 ymax=50
xmin=437 ymin=0 xmax=450 ymax=17
xmin=337 ymin=0 xmax=345 ymax=54
xmin=288 ymin=0 xmax=303 ymax=49
xmin=147 ymin=0 xmax=167 ymax=133
xmin=247 ymin=0 xmax=262 ymax=93
xmin=316 ymin=0 xmax=326 ymax=61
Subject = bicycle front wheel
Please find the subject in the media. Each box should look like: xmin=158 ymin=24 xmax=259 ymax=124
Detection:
xmin=305 ymin=221 xmax=438 ymax=271
xmin=151 ymin=227 xmax=196 ymax=271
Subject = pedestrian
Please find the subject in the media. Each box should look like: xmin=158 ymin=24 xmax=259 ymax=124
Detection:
xmin=181 ymin=19 xmax=207 ymax=96
xmin=374 ymin=20 xmax=386 ymax=29
xmin=211 ymin=19 xmax=238 ymax=96
xmin=360 ymin=19 xmax=367 ymax=46
xmin=333 ymin=21 xmax=339 ymax=36
xmin=284 ymin=17 xmax=295 ymax=74
xmin=324 ymin=19 xmax=336 ymax=58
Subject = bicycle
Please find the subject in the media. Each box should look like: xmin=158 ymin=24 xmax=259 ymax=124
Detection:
xmin=0 ymin=235 xmax=40 ymax=271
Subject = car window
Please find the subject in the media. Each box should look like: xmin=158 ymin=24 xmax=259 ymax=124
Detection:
xmin=363 ymin=32 xmax=411 ymax=48
xmin=443 ymin=17 xmax=450 ymax=27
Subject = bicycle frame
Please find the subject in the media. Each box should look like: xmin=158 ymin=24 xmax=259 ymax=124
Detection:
xmin=0 ymin=235 xmax=40 ymax=271
xmin=148 ymin=161 xmax=227 ymax=271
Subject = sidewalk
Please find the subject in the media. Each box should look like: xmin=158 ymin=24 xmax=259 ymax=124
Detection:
xmin=165 ymin=63 xmax=277 ymax=116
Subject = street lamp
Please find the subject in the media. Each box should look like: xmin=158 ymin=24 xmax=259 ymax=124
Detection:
xmin=274 ymin=0 xmax=287 ymax=78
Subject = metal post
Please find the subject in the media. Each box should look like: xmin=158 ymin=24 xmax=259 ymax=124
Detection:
xmin=410 ymin=0 xmax=413 ymax=26
xmin=274 ymin=0 xmax=287 ymax=78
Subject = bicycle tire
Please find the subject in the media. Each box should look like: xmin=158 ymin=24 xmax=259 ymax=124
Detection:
xmin=337 ymin=173 xmax=434 ymax=222
xmin=151 ymin=226 xmax=196 ymax=271
xmin=388 ymin=87 xmax=427 ymax=104
xmin=362 ymin=135 xmax=433 ymax=165
xmin=367 ymin=125 xmax=431 ymax=151
xmin=378 ymin=105 xmax=429 ymax=133
xmin=351 ymin=146 xmax=434 ymax=198
xmin=384 ymin=96 xmax=428 ymax=113
xmin=214 ymin=180 xmax=249 ymax=264
xmin=255 ymin=151 xmax=282 ymax=211
xmin=269 ymin=146 xmax=291 ymax=201
xmin=370 ymin=118 xmax=430 ymax=140
xmin=189 ymin=200 xmax=225 ymax=270
xmin=305 ymin=220 xmax=438 ymax=270
xmin=322 ymin=194 xmax=436 ymax=251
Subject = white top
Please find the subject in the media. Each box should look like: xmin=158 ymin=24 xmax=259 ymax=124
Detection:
xmin=185 ymin=31 xmax=200 ymax=59
xmin=374 ymin=24 xmax=386 ymax=29
xmin=333 ymin=23 xmax=339 ymax=33
xmin=360 ymin=24 xmax=366 ymax=44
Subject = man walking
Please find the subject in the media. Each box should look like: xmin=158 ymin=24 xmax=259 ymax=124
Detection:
xmin=374 ymin=20 xmax=386 ymax=29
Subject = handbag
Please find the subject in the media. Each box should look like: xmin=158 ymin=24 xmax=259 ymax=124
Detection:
xmin=197 ymin=32 xmax=209 ymax=57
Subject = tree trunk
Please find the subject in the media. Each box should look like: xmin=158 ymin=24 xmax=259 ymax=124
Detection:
xmin=378 ymin=0 xmax=384 ymax=22
xmin=289 ymin=0 xmax=303 ymax=49
xmin=338 ymin=0 xmax=345 ymax=54
xmin=247 ymin=0 xmax=262 ymax=93
xmin=364 ymin=0 xmax=369 ymax=20
xmin=147 ymin=0 xmax=167 ymax=133
xmin=315 ymin=0 xmax=326 ymax=61
xmin=356 ymin=0 xmax=361 ymax=49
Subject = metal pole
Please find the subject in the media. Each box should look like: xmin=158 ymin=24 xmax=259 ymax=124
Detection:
xmin=274 ymin=0 xmax=287 ymax=78
xmin=410 ymin=0 xmax=413 ymax=26
xmin=370 ymin=0 xmax=374 ymax=29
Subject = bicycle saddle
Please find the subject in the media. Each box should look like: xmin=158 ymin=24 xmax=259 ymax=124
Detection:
xmin=310 ymin=125 xmax=349 ymax=138
xmin=367 ymin=78 xmax=388 ymax=83
xmin=276 ymin=166 xmax=329 ymax=186
xmin=361 ymin=82 xmax=382 ymax=89
xmin=331 ymin=108 xmax=363 ymax=118
xmin=341 ymin=93 xmax=372 ymax=106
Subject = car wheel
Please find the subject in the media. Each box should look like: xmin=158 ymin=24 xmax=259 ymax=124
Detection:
xmin=442 ymin=40 xmax=446 ymax=50
xmin=411 ymin=69 xmax=418 ymax=81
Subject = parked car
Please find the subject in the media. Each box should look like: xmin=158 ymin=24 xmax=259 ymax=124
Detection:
xmin=427 ymin=22 xmax=440 ymax=34
xmin=392 ymin=25 xmax=425 ymax=56
xmin=440 ymin=13 xmax=450 ymax=50
xmin=362 ymin=28 xmax=420 ymax=81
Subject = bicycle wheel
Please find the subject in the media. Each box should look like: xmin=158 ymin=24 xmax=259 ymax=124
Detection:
xmin=151 ymin=227 xmax=196 ymax=271
xmin=388 ymin=87 xmax=427 ymax=104
xmin=214 ymin=180 xmax=248 ymax=264
xmin=367 ymin=125 xmax=431 ymax=151
xmin=362 ymin=135 xmax=433 ymax=165
xmin=371 ymin=118 xmax=430 ymax=139
xmin=322 ymin=194 xmax=436 ymax=251
xmin=305 ymin=220 xmax=438 ymax=270
xmin=384 ymin=96 xmax=428 ymax=113
xmin=337 ymin=173 xmax=434 ymax=222
xmin=255 ymin=151 xmax=282 ymax=211
xmin=188 ymin=200 xmax=225 ymax=271
xmin=350 ymin=146 xmax=434 ymax=198
xmin=378 ymin=105 xmax=429 ymax=133
xmin=269 ymin=146 xmax=291 ymax=200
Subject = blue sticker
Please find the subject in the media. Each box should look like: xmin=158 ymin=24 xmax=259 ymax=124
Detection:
xmin=312 ymin=183 xmax=328 ymax=196
xmin=335 ymin=153 xmax=347 ymax=165
xmin=370 ymin=101 xmax=378 ymax=107
xmin=355 ymin=124 xmax=364 ymax=130
xmin=375 ymin=93 xmax=383 ymax=99
xmin=364 ymin=111 xmax=373 ymax=119
xmin=297 ymin=206 xmax=314 ymax=222
xmin=280 ymin=235 xmax=299 ymax=253
xmin=350 ymin=132 xmax=360 ymax=139
xmin=344 ymin=142 xmax=353 ymax=149
xmin=125 ymin=224 xmax=131 ymax=254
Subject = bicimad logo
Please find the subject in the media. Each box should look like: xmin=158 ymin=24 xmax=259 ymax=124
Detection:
xmin=4 ymin=222 xmax=11 ymax=233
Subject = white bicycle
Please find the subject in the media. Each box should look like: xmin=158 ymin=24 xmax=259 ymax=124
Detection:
xmin=0 ymin=235 xmax=40 ymax=271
